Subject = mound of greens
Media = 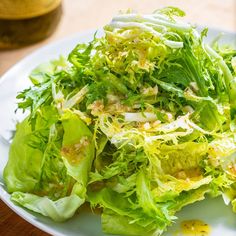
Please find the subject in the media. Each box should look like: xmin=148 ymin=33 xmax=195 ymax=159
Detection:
xmin=4 ymin=7 xmax=236 ymax=235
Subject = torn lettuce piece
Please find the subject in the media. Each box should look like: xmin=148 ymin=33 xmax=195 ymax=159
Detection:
xmin=152 ymin=175 xmax=212 ymax=203
xmin=167 ymin=185 xmax=210 ymax=214
xmin=61 ymin=112 xmax=95 ymax=198
xmin=102 ymin=209 xmax=160 ymax=236
xmin=88 ymin=187 xmax=171 ymax=234
xmin=3 ymin=108 xmax=60 ymax=194
xmin=159 ymin=142 xmax=208 ymax=175
xmin=11 ymin=193 xmax=84 ymax=222
xmin=3 ymin=117 xmax=45 ymax=193
xmin=3 ymin=109 xmax=72 ymax=198
xmin=4 ymin=111 xmax=95 ymax=221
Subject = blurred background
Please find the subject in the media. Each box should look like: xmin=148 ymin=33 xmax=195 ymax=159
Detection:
xmin=0 ymin=0 xmax=235 ymax=76
xmin=0 ymin=0 xmax=235 ymax=235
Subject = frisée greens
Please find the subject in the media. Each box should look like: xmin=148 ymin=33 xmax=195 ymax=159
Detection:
xmin=3 ymin=7 xmax=236 ymax=235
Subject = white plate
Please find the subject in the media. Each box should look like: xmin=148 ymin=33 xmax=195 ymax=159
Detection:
xmin=0 ymin=29 xmax=236 ymax=236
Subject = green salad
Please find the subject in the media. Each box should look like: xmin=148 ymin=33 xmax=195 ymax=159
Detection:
xmin=3 ymin=7 xmax=236 ymax=235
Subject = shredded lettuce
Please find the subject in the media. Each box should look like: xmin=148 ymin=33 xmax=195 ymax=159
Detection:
xmin=3 ymin=6 xmax=236 ymax=235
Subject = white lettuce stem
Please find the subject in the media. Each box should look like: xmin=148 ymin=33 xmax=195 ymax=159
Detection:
xmin=108 ymin=21 xmax=183 ymax=48
xmin=108 ymin=21 xmax=162 ymax=37
xmin=112 ymin=14 xmax=191 ymax=31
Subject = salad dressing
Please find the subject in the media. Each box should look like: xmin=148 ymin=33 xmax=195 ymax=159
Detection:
xmin=180 ymin=220 xmax=211 ymax=236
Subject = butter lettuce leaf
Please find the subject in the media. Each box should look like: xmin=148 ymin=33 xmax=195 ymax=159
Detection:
xmin=61 ymin=112 xmax=95 ymax=197
xmin=11 ymin=193 xmax=84 ymax=222
xmin=4 ymin=110 xmax=95 ymax=221
xmin=4 ymin=117 xmax=45 ymax=193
